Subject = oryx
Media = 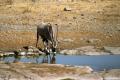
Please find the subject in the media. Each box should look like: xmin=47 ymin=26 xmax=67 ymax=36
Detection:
xmin=36 ymin=22 xmax=58 ymax=54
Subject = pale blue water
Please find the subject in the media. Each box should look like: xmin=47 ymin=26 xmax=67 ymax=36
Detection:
xmin=56 ymin=55 xmax=120 ymax=71
xmin=1 ymin=54 xmax=120 ymax=71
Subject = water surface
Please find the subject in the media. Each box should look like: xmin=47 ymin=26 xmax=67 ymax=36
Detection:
xmin=1 ymin=54 xmax=120 ymax=71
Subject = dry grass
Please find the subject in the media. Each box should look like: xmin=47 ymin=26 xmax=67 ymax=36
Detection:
xmin=0 ymin=1 xmax=119 ymax=24
xmin=0 ymin=0 xmax=120 ymax=50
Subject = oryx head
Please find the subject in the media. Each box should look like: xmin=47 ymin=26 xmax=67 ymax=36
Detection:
xmin=48 ymin=23 xmax=58 ymax=53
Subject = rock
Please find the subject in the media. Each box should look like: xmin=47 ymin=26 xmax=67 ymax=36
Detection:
xmin=87 ymin=38 xmax=101 ymax=44
xmin=19 ymin=51 xmax=26 ymax=56
xmin=66 ymin=65 xmax=93 ymax=73
xmin=27 ymin=46 xmax=44 ymax=55
xmin=104 ymin=69 xmax=120 ymax=80
xmin=83 ymin=52 xmax=110 ymax=56
xmin=59 ymin=38 xmax=74 ymax=42
xmin=27 ymin=51 xmax=44 ymax=56
xmin=28 ymin=46 xmax=42 ymax=52
xmin=0 ymin=51 xmax=4 ymax=56
xmin=77 ymin=46 xmax=110 ymax=55
xmin=89 ymin=0 xmax=96 ymax=3
xmin=3 ymin=52 xmax=14 ymax=56
xmin=60 ymin=46 xmax=111 ymax=55
xmin=79 ymin=72 xmax=103 ymax=80
xmin=81 ymin=66 xmax=93 ymax=73
xmin=63 ymin=39 xmax=74 ymax=42
xmin=26 ymin=52 xmax=42 ymax=56
xmin=60 ymin=49 xmax=78 ymax=55
xmin=28 ymin=48 xmax=34 ymax=52
xmin=73 ymin=17 xmax=77 ymax=19
xmin=38 ymin=50 xmax=45 ymax=54
xmin=103 ymin=46 xmax=120 ymax=55
xmin=64 ymin=7 xmax=72 ymax=11
xmin=76 ymin=46 xmax=97 ymax=52
xmin=77 ymin=46 xmax=99 ymax=55
xmin=81 ymin=14 xmax=84 ymax=16
xmin=0 ymin=63 xmax=94 ymax=80
xmin=0 ymin=54 xmax=4 ymax=57
xmin=26 ymin=52 xmax=34 ymax=55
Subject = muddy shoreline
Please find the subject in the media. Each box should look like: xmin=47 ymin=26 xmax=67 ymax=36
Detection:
xmin=0 ymin=45 xmax=120 ymax=56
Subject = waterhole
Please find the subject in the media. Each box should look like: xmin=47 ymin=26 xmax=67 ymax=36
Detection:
xmin=0 ymin=54 xmax=120 ymax=71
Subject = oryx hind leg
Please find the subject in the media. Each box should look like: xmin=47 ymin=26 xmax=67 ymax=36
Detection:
xmin=36 ymin=32 xmax=39 ymax=48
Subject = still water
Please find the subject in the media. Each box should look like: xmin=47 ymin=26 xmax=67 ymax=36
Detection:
xmin=0 ymin=54 xmax=120 ymax=71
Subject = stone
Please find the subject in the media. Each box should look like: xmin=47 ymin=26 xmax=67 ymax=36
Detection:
xmin=38 ymin=50 xmax=45 ymax=54
xmin=83 ymin=52 xmax=110 ymax=56
xmin=104 ymin=69 xmax=120 ymax=80
xmin=73 ymin=17 xmax=77 ymax=19
xmin=59 ymin=38 xmax=74 ymax=42
xmin=81 ymin=14 xmax=84 ymax=16
xmin=60 ymin=49 xmax=78 ymax=55
xmin=76 ymin=46 xmax=97 ymax=52
xmin=77 ymin=46 xmax=110 ymax=55
xmin=26 ymin=52 xmax=33 ymax=55
xmin=63 ymin=39 xmax=74 ymax=42
xmin=4 ymin=52 xmax=14 ymax=56
xmin=28 ymin=46 xmax=41 ymax=52
xmin=87 ymin=38 xmax=101 ymax=44
xmin=19 ymin=52 xmax=26 ymax=56
xmin=60 ymin=46 xmax=111 ymax=55
xmin=103 ymin=46 xmax=120 ymax=55
xmin=64 ymin=7 xmax=72 ymax=11
xmin=0 ymin=63 xmax=94 ymax=80
xmin=28 ymin=48 xmax=34 ymax=52
xmin=79 ymin=72 xmax=103 ymax=80
xmin=0 ymin=51 xmax=4 ymax=56
xmin=80 ymin=66 xmax=93 ymax=73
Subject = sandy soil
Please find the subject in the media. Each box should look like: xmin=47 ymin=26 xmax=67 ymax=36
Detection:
xmin=0 ymin=63 xmax=93 ymax=80
xmin=0 ymin=62 xmax=120 ymax=80
xmin=0 ymin=0 xmax=120 ymax=51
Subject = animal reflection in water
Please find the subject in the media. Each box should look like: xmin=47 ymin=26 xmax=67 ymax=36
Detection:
xmin=13 ymin=54 xmax=56 ymax=64
xmin=0 ymin=54 xmax=56 ymax=64
xmin=42 ymin=54 xmax=56 ymax=64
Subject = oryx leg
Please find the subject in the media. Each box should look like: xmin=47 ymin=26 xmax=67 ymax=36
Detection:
xmin=36 ymin=32 xmax=39 ymax=48
xmin=43 ymin=41 xmax=48 ymax=51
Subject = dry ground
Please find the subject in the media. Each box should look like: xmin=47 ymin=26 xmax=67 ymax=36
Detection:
xmin=0 ymin=0 xmax=120 ymax=50
xmin=0 ymin=63 xmax=92 ymax=80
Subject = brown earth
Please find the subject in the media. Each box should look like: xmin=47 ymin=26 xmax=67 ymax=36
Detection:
xmin=0 ymin=62 xmax=120 ymax=80
xmin=0 ymin=0 xmax=120 ymax=51
xmin=0 ymin=63 xmax=93 ymax=80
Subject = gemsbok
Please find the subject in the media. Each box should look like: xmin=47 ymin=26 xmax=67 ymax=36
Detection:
xmin=36 ymin=22 xmax=58 ymax=54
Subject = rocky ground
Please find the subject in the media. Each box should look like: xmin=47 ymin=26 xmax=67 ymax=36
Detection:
xmin=60 ymin=46 xmax=120 ymax=55
xmin=0 ymin=63 xmax=120 ymax=80
xmin=0 ymin=45 xmax=120 ymax=56
xmin=0 ymin=0 xmax=120 ymax=51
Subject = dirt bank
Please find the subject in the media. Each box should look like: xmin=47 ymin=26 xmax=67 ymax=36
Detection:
xmin=0 ymin=63 xmax=93 ymax=80
xmin=0 ymin=63 xmax=120 ymax=80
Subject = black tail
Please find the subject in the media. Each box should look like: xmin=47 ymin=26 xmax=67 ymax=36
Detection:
xmin=36 ymin=31 xmax=39 ymax=48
